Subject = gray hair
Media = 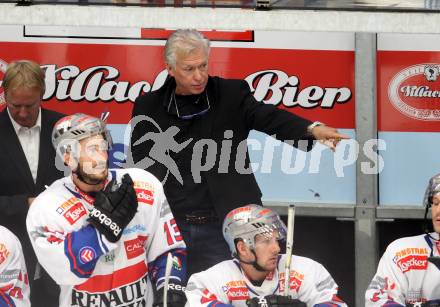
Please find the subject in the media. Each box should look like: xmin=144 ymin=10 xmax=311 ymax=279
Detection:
xmin=164 ymin=29 xmax=210 ymax=68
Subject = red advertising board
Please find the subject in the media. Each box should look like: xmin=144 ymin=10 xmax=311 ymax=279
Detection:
xmin=378 ymin=34 xmax=440 ymax=132
xmin=0 ymin=28 xmax=355 ymax=128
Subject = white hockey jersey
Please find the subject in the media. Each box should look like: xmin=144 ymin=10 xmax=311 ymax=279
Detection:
xmin=26 ymin=168 xmax=186 ymax=307
xmin=366 ymin=233 xmax=440 ymax=306
xmin=185 ymin=255 xmax=346 ymax=307
xmin=0 ymin=225 xmax=30 ymax=307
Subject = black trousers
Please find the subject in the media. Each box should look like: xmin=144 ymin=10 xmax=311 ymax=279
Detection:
xmin=30 ymin=265 xmax=60 ymax=307
xmin=176 ymin=218 xmax=231 ymax=278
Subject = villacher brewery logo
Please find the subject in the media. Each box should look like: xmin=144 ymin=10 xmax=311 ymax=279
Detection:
xmin=0 ymin=60 xmax=352 ymax=110
xmin=388 ymin=63 xmax=440 ymax=121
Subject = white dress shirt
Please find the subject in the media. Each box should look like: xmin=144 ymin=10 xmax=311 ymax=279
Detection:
xmin=7 ymin=108 xmax=41 ymax=183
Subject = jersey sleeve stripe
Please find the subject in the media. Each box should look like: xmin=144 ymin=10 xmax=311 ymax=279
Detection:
xmin=0 ymin=291 xmax=15 ymax=307
xmin=64 ymin=225 xmax=105 ymax=278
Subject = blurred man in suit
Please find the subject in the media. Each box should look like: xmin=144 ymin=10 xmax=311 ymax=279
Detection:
xmin=0 ymin=60 xmax=64 ymax=306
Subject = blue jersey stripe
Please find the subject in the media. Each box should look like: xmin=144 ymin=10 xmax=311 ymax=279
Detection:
xmin=64 ymin=225 xmax=106 ymax=278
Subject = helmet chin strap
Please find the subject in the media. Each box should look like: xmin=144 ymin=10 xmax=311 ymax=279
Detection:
xmin=73 ymin=160 xmax=109 ymax=186
xmin=238 ymin=250 xmax=267 ymax=272
xmin=423 ymin=205 xmax=440 ymax=242
xmin=424 ymin=204 xmax=432 ymax=235
xmin=74 ymin=168 xmax=101 ymax=186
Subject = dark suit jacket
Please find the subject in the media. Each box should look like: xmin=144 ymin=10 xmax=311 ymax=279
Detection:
xmin=0 ymin=107 xmax=64 ymax=305
xmin=131 ymin=77 xmax=311 ymax=219
xmin=131 ymin=76 xmax=314 ymax=221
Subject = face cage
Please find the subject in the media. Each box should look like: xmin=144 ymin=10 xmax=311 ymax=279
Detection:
xmin=240 ymin=217 xmax=287 ymax=251
xmin=425 ymin=191 xmax=440 ymax=233
xmin=56 ymin=128 xmax=113 ymax=157
xmin=103 ymin=129 xmax=113 ymax=150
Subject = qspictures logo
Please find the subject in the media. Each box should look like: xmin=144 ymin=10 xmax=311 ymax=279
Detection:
xmin=388 ymin=63 xmax=440 ymax=121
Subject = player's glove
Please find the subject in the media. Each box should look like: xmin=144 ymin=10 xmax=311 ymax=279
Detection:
xmin=88 ymin=173 xmax=138 ymax=242
xmin=153 ymin=283 xmax=187 ymax=307
xmin=246 ymin=295 xmax=307 ymax=307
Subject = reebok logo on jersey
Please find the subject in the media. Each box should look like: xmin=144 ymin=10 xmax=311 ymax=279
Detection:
xmin=89 ymin=208 xmax=122 ymax=237
xmin=64 ymin=203 xmax=87 ymax=225
xmin=0 ymin=243 xmax=10 ymax=265
xmin=396 ymin=255 xmax=428 ymax=273
xmin=124 ymin=236 xmax=148 ymax=259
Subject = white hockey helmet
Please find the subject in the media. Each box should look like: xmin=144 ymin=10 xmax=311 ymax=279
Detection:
xmin=222 ymin=204 xmax=287 ymax=257
xmin=423 ymin=173 xmax=440 ymax=233
xmin=423 ymin=173 xmax=440 ymax=209
xmin=52 ymin=113 xmax=113 ymax=155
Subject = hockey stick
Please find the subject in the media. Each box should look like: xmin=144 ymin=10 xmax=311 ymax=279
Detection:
xmin=163 ymin=252 xmax=174 ymax=307
xmin=283 ymin=205 xmax=295 ymax=296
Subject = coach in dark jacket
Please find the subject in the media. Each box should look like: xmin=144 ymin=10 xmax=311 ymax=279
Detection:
xmin=0 ymin=60 xmax=64 ymax=306
xmin=130 ymin=29 xmax=348 ymax=277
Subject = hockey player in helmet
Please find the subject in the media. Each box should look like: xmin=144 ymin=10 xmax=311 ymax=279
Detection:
xmin=27 ymin=113 xmax=187 ymax=307
xmin=51 ymin=112 xmax=114 ymax=186
xmin=365 ymin=174 xmax=440 ymax=306
xmin=185 ymin=204 xmax=347 ymax=307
